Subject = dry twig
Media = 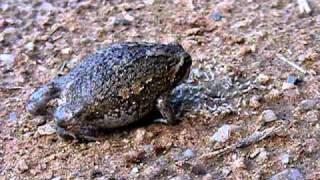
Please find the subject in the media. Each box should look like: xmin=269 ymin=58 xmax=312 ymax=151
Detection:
xmin=276 ymin=54 xmax=307 ymax=74
xmin=200 ymin=125 xmax=285 ymax=159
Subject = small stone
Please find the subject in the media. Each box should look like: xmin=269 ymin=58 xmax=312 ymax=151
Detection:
xmin=61 ymin=47 xmax=73 ymax=55
xmin=249 ymin=95 xmax=261 ymax=108
xmin=265 ymin=89 xmax=281 ymax=100
xmin=239 ymin=46 xmax=253 ymax=56
xmin=305 ymin=110 xmax=319 ymax=123
xmin=217 ymin=2 xmax=234 ymax=14
xmin=185 ymin=28 xmax=202 ymax=36
xmin=51 ymin=177 xmax=63 ymax=180
xmin=209 ymin=12 xmax=224 ymax=21
xmin=304 ymin=138 xmax=319 ymax=153
xmin=282 ymin=82 xmax=295 ymax=90
xmin=202 ymin=174 xmax=213 ymax=180
xmin=8 ymin=112 xmax=17 ymax=121
xmin=80 ymin=38 xmax=91 ymax=45
xmin=256 ymin=74 xmax=270 ymax=85
xmin=257 ymin=149 xmax=268 ymax=162
xmin=37 ymin=124 xmax=56 ymax=135
xmin=270 ymin=168 xmax=304 ymax=180
xmin=231 ymin=157 xmax=247 ymax=170
xmin=25 ymin=42 xmax=35 ymax=51
xmin=124 ymin=150 xmax=144 ymax=163
xmin=260 ymin=110 xmax=277 ymax=122
xmin=299 ymin=99 xmax=317 ymax=111
xmin=31 ymin=116 xmax=46 ymax=126
xmin=0 ymin=53 xmax=15 ymax=65
xmin=170 ymin=175 xmax=192 ymax=180
xmin=210 ymin=124 xmax=240 ymax=143
xmin=17 ymin=160 xmax=29 ymax=173
xmin=222 ymin=167 xmax=231 ymax=176
xmin=90 ymin=169 xmax=102 ymax=179
xmin=287 ymin=75 xmax=299 ymax=85
xmin=280 ymin=153 xmax=290 ymax=164
xmin=110 ymin=17 xmax=131 ymax=26
xmin=131 ymin=166 xmax=139 ymax=174
xmin=182 ymin=148 xmax=194 ymax=158
xmin=142 ymin=0 xmax=155 ymax=5
xmin=191 ymin=164 xmax=207 ymax=175
xmin=133 ymin=129 xmax=146 ymax=145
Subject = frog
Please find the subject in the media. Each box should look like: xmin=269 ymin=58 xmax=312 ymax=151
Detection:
xmin=26 ymin=42 xmax=192 ymax=140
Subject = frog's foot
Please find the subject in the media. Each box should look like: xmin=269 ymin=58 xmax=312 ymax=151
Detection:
xmin=27 ymin=83 xmax=61 ymax=115
xmin=56 ymin=126 xmax=98 ymax=142
xmin=56 ymin=126 xmax=77 ymax=140
xmin=156 ymin=93 xmax=179 ymax=125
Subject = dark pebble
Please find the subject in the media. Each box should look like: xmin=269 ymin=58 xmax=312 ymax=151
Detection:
xmin=209 ymin=12 xmax=224 ymax=21
xmin=287 ymin=75 xmax=299 ymax=85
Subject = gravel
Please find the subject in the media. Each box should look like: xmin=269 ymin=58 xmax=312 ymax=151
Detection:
xmin=270 ymin=168 xmax=304 ymax=180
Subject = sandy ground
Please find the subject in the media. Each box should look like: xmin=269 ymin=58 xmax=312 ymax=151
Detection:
xmin=1 ymin=0 xmax=320 ymax=179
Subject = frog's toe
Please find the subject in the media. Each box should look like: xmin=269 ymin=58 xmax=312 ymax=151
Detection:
xmin=56 ymin=126 xmax=77 ymax=141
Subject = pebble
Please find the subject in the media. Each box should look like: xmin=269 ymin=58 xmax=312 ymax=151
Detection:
xmin=182 ymin=148 xmax=194 ymax=158
xmin=239 ymin=45 xmax=253 ymax=56
xmin=282 ymin=82 xmax=296 ymax=90
xmin=202 ymin=174 xmax=213 ymax=180
xmin=299 ymin=99 xmax=317 ymax=111
xmin=257 ymin=149 xmax=268 ymax=162
xmin=256 ymin=74 xmax=270 ymax=85
xmin=170 ymin=175 xmax=191 ymax=180
xmin=304 ymin=138 xmax=319 ymax=153
xmin=280 ymin=153 xmax=290 ymax=164
xmin=0 ymin=53 xmax=15 ymax=65
xmin=231 ymin=156 xmax=247 ymax=170
xmin=287 ymin=75 xmax=299 ymax=85
xmin=61 ymin=47 xmax=73 ymax=55
xmin=124 ymin=150 xmax=144 ymax=163
xmin=210 ymin=124 xmax=240 ymax=143
xmin=133 ymin=129 xmax=146 ymax=145
xmin=110 ymin=17 xmax=131 ymax=26
xmin=25 ymin=42 xmax=35 ymax=51
xmin=90 ymin=169 xmax=103 ymax=179
xmin=260 ymin=110 xmax=277 ymax=122
xmin=305 ymin=110 xmax=319 ymax=123
xmin=217 ymin=2 xmax=234 ymax=14
xmin=17 ymin=159 xmax=29 ymax=173
xmin=265 ymin=89 xmax=281 ymax=100
xmin=130 ymin=166 xmax=139 ymax=174
xmin=51 ymin=177 xmax=63 ymax=180
xmin=209 ymin=12 xmax=224 ymax=21
xmin=8 ymin=112 xmax=17 ymax=121
xmin=191 ymin=164 xmax=207 ymax=175
xmin=37 ymin=124 xmax=56 ymax=135
xmin=142 ymin=0 xmax=155 ymax=5
xmin=270 ymin=168 xmax=304 ymax=180
xmin=249 ymin=95 xmax=261 ymax=108
xmin=31 ymin=116 xmax=46 ymax=126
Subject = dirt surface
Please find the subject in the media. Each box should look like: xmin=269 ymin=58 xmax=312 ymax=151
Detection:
xmin=1 ymin=0 xmax=320 ymax=179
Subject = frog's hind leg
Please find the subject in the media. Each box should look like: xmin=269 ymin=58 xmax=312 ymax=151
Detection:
xmin=26 ymin=83 xmax=61 ymax=115
xmin=56 ymin=125 xmax=98 ymax=142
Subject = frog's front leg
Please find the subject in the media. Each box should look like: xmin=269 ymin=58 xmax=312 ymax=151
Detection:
xmin=54 ymin=105 xmax=98 ymax=141
xmin=156 ymin=93 xmax=178 ymax=125
xmin=26 ymin=82 xmax=61 ymax=115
